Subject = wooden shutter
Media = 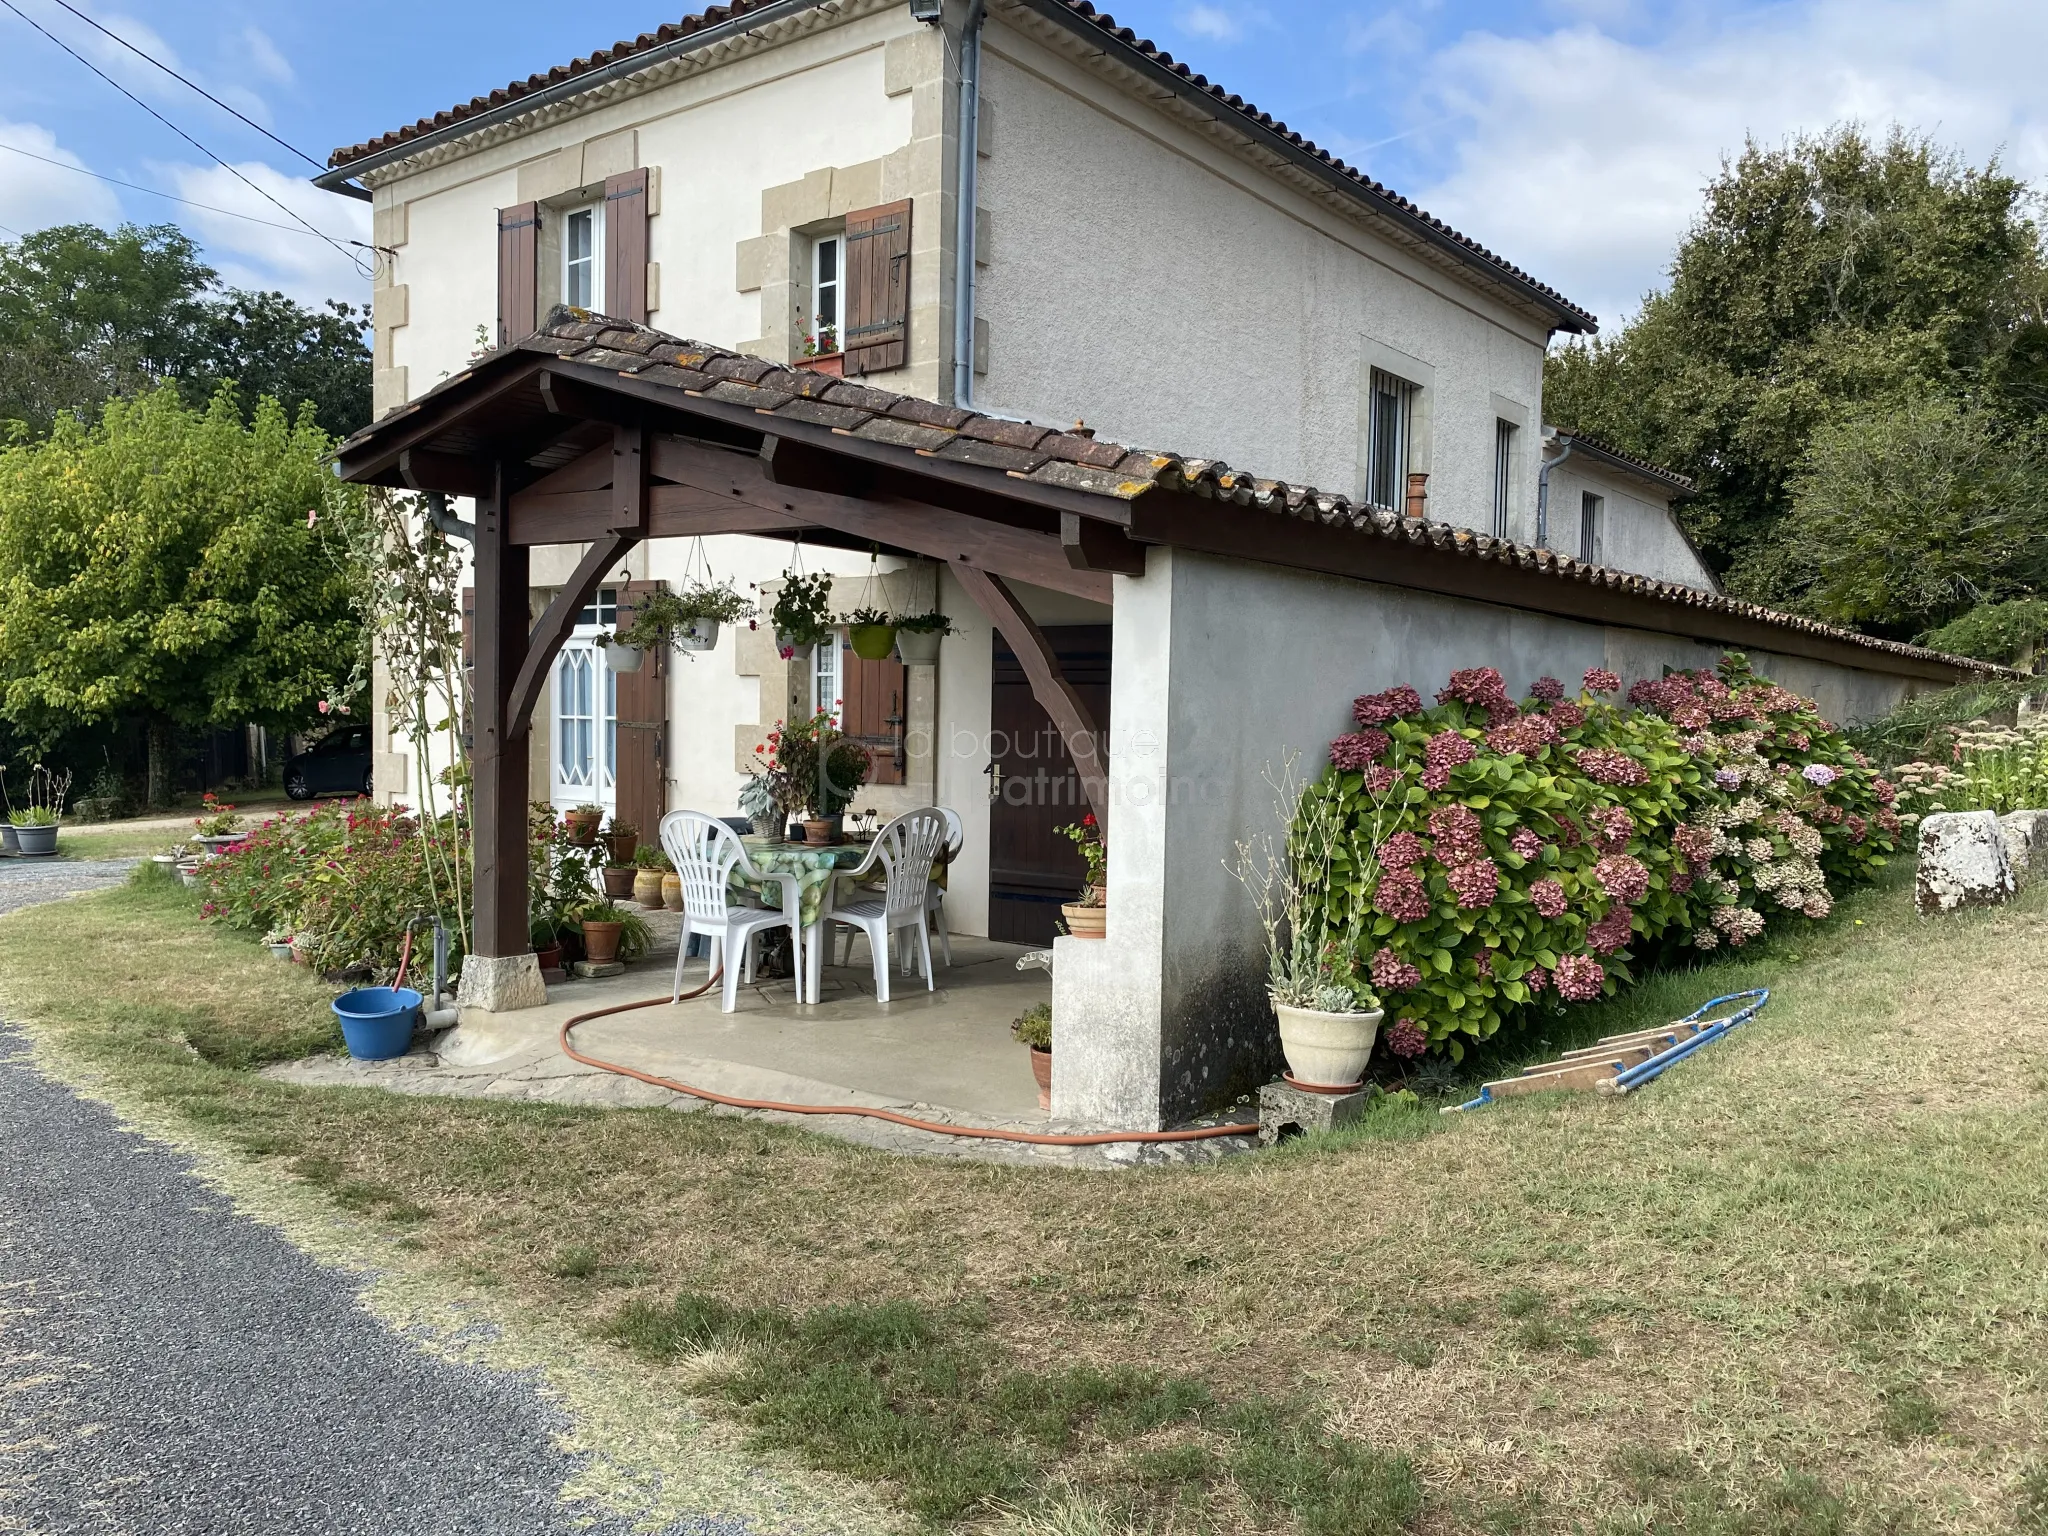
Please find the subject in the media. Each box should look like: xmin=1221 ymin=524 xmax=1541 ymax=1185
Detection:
xmin=603 ymin=169 xmax=649 ymax=324
xmin=496 ymin=202 xmax=540 ymax=346
xmin=838 ymin=636 xmax=906 ymax=787
xmin=842 ymin=199 xmax=911 ymax=376
xmin=613 ymin=582 xmax=667 ymax=844
xmin=461 ymin=586 xmax=475 ymax=668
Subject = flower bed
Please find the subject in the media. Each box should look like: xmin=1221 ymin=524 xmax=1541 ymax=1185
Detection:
xmin=1309 ymin=654 xmax=1899 ymax=1057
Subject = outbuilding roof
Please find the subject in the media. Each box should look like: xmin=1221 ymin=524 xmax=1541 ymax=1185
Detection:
xmin=336 ymin=307 xmax=2002 ymax=684
xmin=1550 ymin=429 xmax=1696 ymax=495
xmin=321 ymin=0 xmax=1595 ymax=333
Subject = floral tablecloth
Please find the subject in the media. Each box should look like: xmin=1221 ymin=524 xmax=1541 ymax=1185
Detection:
xmin=735 ymin=842 xmax=869 ymax=929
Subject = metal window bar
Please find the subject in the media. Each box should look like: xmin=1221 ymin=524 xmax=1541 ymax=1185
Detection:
xmin=1366 ymin=369 xmax=1414 ymax=512
xmin=1492 ymin=419 xmax=1515 ymax=539
xmin=1580 ymin=491 xmax=1601 ymax=565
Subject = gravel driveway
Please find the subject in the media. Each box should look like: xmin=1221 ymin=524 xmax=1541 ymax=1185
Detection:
xmin=0 ymin=857 xmax=136 ymax=916
xmin=0 ymin=866 xmax=754 ymax=1536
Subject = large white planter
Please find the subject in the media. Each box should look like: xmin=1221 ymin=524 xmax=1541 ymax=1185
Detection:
xmin=1273 ymin=1003 xmax=1383 ymax=1089
xmin=678 ymin=618 xmax=719 ymax=652
xmin=604 ymin=641 xmax=645 ymax=674
xmin=894 ymin=629 xmax=942 ymax=665
xmin=774 ymin=630 xmax=815 ymax=662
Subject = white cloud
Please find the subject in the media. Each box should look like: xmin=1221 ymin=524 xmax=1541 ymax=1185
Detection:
xmin=1179 ymin=5 xmax=1246 ymax=43
xmin=161 ymin=158 xmax=371 ymax=308
xmin=1402 ymin=0 xmax=2048 ymax=333
xmin=0 ymin=121 xmax=119 ymax=237
xmin=240 ymin=26 xmax=294 ymax=86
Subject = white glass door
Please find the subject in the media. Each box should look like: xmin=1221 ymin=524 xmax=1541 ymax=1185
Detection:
xmin=550 ymin=636 xmax=617 ymax=815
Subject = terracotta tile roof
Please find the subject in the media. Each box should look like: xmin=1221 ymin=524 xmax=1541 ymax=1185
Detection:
xmin=1551 ymin=428 xmax=1695 ymax=494
xmin=322 ymin=0 xmax=1594 ymax=331
xmin=340 ymin=306 xmax=2002 ymax=681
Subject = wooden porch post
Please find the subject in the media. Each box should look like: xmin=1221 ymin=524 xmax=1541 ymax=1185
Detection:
xmin=461 ymin=461 xmax=546 ymax=1010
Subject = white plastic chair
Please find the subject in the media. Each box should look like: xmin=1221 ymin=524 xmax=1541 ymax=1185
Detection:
xmin=925 ymin=806 xmax=964 ymax=967
xmin=659 ymin=810 xmax=807 ymax=1013
xmin=819 ymin=808 xmax=949 ymax=1004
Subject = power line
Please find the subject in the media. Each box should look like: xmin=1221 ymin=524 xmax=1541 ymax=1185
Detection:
xmin=39 ymin=0 xmax=329 ymax=173
xmin=0 ymin=140 xmax=374 ymax=248
xmin=0 ymin=0 xmax=369 ymax=277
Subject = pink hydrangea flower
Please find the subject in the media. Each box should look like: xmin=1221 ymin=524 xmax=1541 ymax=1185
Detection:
xmin=1353 ymin=685 xmax=1423 ymax=726
xmin=1426 ymin=803 xmax=1485 ymax=864
xmin=1672 ymin=824 xmax=1715 ymax=866
xmin=1373 ymin=868 xmax=1430 ymax=923
xmin=1587 ymin=907 xmax=1635 ymax=955
xmin=1424 ymin=730 xmax=1477 ymax=771
xmin=1593 ymin=854 xmax=1649 ymax=905
xmin=1547 ymin=699 xmax=1587 ymax=729
xmin=1590 ymin=805 xmax=1634 ymax=853
xmin=1436 ymin=667 xmax=1511 ymax=710
xmin=1328 ymin=729 xmax=1390 ymax=770
xmin=1554 ymin=953 xmax=1606 ymax=1001
xmin=1529 ymin=877 xmax=1568 ymax=919
xmin=1365 ymin=765 xmax=1400 ymax=795
xmin=1370 ymin=948 xmax=1423 ymax=990
xmin=1379 ymin=831 xmax=1428 ymax=870
xmin=1583 ymin=668 xmax=1622 ymax=694
xmin=1530 ymin=676 xmax=1565 ymax=701
xmin=1472 ymin=947 xmax=1493 ymax=977
xmin=1486 ymin=713 xmax=1560 ymax=758
xmin=1524 ymin=965 xmax=1551 ymax=993
xmin=1444 ymin=858 xmax=1500 ymax=910
xmin=1845 ymin=813 xmax=1867 ymax=843
xmin=1421 ymin=765 xmax=1451 ymax=791
xmin=1509 ymin=827 xmax=1544 ymax=861
xmin=1576 ymin=748 xmax=1649 ymax=787
xmin=1670 ymin=871 xmax=1694 ymax=894
xmin=1384 ymin=1018 xmax=1429 ymax=1058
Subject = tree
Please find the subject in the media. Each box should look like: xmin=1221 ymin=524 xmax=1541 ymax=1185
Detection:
xmin=0 ymin=384 xmax=366 ymax=804
xmin=1782 ymin=396 xmax=2048 ymax=631
xmin=0 ymin=221 xmax=372 ymax=440
xmin=1544 ymin=126 xmax=2048 ymax=606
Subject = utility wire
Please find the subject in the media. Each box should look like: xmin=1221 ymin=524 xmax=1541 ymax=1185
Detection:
xmin=0 ymin=0 xmax=370 ymax=277
xmin=40 ymin=0 xmax=329 ymax=173
xmin=0 ymin=140 xmax=375 ymax=247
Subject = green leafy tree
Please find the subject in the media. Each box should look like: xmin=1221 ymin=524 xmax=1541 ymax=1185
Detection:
xmin=1545 ymin=126 xmax=2048 ymax=604
xmin=0 ymin=221 xmax=371 ymax=439
xmin=0 ymin=384 xmax=366 ymax=804
xmin=1782 ymin=396 xmax=2048 ymax=631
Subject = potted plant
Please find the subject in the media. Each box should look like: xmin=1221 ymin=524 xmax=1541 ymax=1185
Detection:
xmin=631 ymin=844 xmax=671 ymax=907
xmin=1232 ymin=766 xmax=1389 ymax=1092
xmin=1057 ymin=814 xmax=1106 ymax=938
xmin=600 ymin=862 xmax=637 ymax=899
xmin=603 ymin=817 xmax=639 ymax=866
xmin=675 ymin=581 xmax=757 ymax=653
xmin=531 ymin=916 xmax=565 ymax=975
xmin=190 ymin=792 xmax=246 ymax=854
xmin=794 ymin=327 xmax=841 ymax=376
xmin=764 ymin=710 xmax=872 ymax=844
xmin=893 ymin=610 xmax=955 ymax=666
xmin=575 ymin=903 xmax=652 ymax=966
xmin=1012 ymin=1001 xmax=1053 ymax=1109
xmin=843 ymin=604 xmax=898 ymax=662
xmin=7 ymin=765 xmax=72 ymax=857
xmin=563 ymin=804 xmax=604 ymax=847
xmin=768 ymin=571 xmax=834 ymax=661
xmin=263 ymin=929 xmax=294 ymax=960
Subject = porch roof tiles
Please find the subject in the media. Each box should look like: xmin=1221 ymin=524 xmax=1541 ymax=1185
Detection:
xmin=337 ymin=306 xmax=2008 ymax=682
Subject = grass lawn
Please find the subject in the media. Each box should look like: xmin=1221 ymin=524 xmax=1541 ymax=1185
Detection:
xmin=3 ymin=864 xmax=2046 ymax=1534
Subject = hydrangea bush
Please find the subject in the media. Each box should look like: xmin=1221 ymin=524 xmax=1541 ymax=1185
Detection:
xmin=1308 ymin=654 xmax=1897 ymax=1057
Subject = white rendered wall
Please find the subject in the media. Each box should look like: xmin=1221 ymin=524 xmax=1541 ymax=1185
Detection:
xmin=1052 ymin=548 xmax=1925 ymax=1128
xmin=1548 ymin=460 xmax=1717 ymax=591
xmin=972 ymin=19 xmax=1550 ymax=530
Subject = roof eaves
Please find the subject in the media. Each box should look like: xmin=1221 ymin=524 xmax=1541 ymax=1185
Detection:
xmin=1551 ymin=429 xmax=1695 ymax=495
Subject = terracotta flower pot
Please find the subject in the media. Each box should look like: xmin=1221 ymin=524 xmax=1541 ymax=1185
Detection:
xmin=848 ymin=623 xmax=898 ymax=661
xmin=601 ymin=866 xmax=636 ymax=899
xmin=564 ymin=810 xmax=602 ymax=847
xmin=533 ymin=943 xmax=562 ymax=973
xmin=1273 ymin=1003 xmax=1383 ymax=1091
xmin=794 ymin=353 xmax=844 ymax=377
xmin=801 ymin=816 xmax=842 ymax=845
xmin=632 ymin=869 xmax=666 ymax=907
xmin=581 ymin=921 xmax=624 ymax=965
xmin=661 ymin=872 xmax=683 ymax=912
xmin=604 ymin=831 xmax=638 ymax=865
xmin=1028 ymin=1045 xmax=1053 ymax=1111
xmin=1061 ymin=902 xmax=1106 ymax=939
xmin=894 ymin=629 xmax=942 ymax=666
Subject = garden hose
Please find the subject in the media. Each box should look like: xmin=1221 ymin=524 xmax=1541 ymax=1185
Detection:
xmin=555 ymin=978 xmax=1262 ymax=1148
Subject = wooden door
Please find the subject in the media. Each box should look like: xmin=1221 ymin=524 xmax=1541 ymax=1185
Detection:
xmin=612 ymin=582 xmax=666 ymax=847
xmin=987 ymin=625 xmax=1110 ymax=945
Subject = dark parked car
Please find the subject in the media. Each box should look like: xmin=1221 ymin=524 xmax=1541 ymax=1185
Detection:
xmin=284 ymin=725 xmax=372 ymax=800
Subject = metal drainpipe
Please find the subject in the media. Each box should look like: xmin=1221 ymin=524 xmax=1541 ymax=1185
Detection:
xmin=951 ymin=0 xmax=987 ymax=408
xmin=425 ymin=491 xmax=475 ymax=544
xmin=1535 ymin=433 xmax=1572 ymax=549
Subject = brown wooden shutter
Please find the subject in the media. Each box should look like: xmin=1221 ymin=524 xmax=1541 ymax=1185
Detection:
xmin=612 ymin=582 xmax=667 ymax=843
xmin=603 ymin=169 xmax=649 ymax=324
xmin=837 ymin=636 xmax=907 ymax=787
xmin=496 ymin=202 xmax=540 ymax=346
xmin=461 ymin=585 xmax=475 ymax=667
xmin=842 ymin=199 xmax=911 ymax=376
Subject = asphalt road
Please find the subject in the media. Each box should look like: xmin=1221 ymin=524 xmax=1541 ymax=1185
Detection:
xmin=0 ymin=860 xmax=753 ymax=1536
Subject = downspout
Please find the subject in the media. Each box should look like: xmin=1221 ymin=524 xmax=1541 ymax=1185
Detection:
xmin=425 ymin=491 xmax=475 ymax=544
xmin=1535 ymin=431 xmax=1572 ymax=550
xmin=950 ymin=0 xmax=987 ymax=408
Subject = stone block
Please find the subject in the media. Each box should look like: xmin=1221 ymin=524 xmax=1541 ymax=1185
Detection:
xmin=1916 ymin=810 xmax=2016 ymax=915
xmin=583 ymin=127 xmax=637 ymax=183
xmin=1999 ymin=809 xmax=2048 ymax=888
xmin=456 ymin=952 xmax=549 ymax=1012
xmin=1258 ymin=1081 xmax=1372 ymax=1145
xmin=570 ymin=960 xmax=626 ymax=979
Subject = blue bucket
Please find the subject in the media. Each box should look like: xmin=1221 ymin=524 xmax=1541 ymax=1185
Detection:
xmin=333 ymin=986 xmax=422 ymax=1060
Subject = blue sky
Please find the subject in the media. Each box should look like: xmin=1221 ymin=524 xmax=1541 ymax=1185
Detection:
xmin=1 ymin=0 xmax=2041 ymax=331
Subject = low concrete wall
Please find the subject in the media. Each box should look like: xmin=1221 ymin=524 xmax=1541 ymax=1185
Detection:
xmin=1052 ymin=548 xmax=1934 ymax=1128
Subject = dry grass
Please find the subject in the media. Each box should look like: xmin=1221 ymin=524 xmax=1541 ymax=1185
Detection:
xmin=4 ymin=865 xmax=2047 ymax=1533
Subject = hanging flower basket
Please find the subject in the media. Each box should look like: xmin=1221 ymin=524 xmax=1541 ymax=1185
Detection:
xmin=775 ymin=632 xmax=815 ymax=662
xmin=678 ymin=617 xmax=719 ymax=652
xmin=894 ymin=629 xmax=942 ymax=665
xmin=602 ymin=638 xmax=645 ymax=673
xmin=848 ymin=622 xmax=898 ymax=661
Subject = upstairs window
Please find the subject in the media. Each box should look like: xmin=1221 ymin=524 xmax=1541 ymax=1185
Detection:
xmin=1365 ymin=369 xmax=1417 ymax=512
xmin=575 ymin=587 xmax=619 ymax=630
xmin=1492 ymin=419 xmax=1517 ymax=539
xmin=812 ymin=234 xmax=841 ymax=353
xmin=1580 ymin=492 xmax=1603 ymax=565
xmin=563 ymin=204 xmax=602 ymax=311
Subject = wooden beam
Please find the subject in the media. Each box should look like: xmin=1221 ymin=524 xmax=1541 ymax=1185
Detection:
xmin=471 ymin=462 xmax=534 ymax=959
xmin=1061 ymin=510 xmax=1146 ymax=575
xmin=645 ymin=434 xmax=1112 ymax=603
xmin=508 ymin=483 xmax=804 ymax=545
xmin=507 ymin=531 xmax=641 ymax=742
xmin=334 ymin=360 xmax=546 ymax=485
xmin=519 ymin=442 xmax=615 ymax=499
xmin=950 ymin=564 xmax=1111 ymax=836
xmin=539 ymin=367 xmax=645 ymax=429
xmin=398 ymin=448 xmax=494 ymax=499
xmin=611 ymin=422 xmax=648 ymax=534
